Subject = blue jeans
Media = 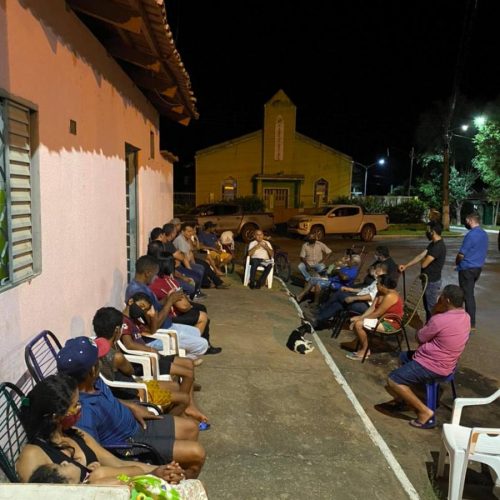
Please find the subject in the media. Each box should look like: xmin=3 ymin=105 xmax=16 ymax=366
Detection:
xmin=298 ymin=262 xmax=326 ymax=282
xmin=423 ymin=279 xmax=441 ymax=321
xmin=153 ymin=324 xmax=208 ymax=359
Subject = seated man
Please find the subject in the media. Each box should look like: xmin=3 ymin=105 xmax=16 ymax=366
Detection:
xmin=56 ymin=337 xmax=206 ymax=478
xmin=197 ymin=222 xmax=233 ymax=274
xmin=162 ymin=223 xmax=204 ymax=299
xmin=174 ymin=222 xmax=229 ymax=289
xmin=247 ymin=230 xmax=274 ymax=289
xmin=312 ymin=261 xmax=388 ymax=329
xmin=296 ymin=254 xmax=361 ymax=303
xmin=383 ymin=285 xmax=470 ymax=428
xmin=126 ymin=255 xmax=210 ymax=358
xmin=298 ymin=234 xmax=332 ymax=282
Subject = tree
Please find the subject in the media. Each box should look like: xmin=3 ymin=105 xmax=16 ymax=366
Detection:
xmin=473 ymin=117 xmax=500 ymax=224
xmin=415 ymin=154 xmax=476 ymax=223
xmin=449 ymin=166 xmax=476 ymax=224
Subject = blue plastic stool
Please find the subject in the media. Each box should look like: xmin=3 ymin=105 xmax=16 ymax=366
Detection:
xmin=425 ymin=373 xmax=457 ymax=426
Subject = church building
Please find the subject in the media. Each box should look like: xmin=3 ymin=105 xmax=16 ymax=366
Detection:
xmin=195 ymin=90 xmax=352 ymax=220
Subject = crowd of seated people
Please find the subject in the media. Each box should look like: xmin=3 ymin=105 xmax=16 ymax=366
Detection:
xmin=11 ymin=219 xmax=239 ymax=495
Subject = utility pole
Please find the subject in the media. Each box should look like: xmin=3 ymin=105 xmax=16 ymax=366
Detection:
xmin=442 ymin=132 xmax=451 ymax=230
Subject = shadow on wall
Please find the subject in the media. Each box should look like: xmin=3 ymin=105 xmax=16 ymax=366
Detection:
xmin=108 ymin=268 xmax=125 ymax=309
xmin=70 ymin=315 xmax=85 ymax=338
xmin=17 ymin=0 xmax=157 ymax=156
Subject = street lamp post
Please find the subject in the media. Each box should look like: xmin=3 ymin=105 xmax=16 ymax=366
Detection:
xmin=353 ymin=159 xmax=385 ymax=196
xmin=442 ymin=118 xmax=485 ymax=230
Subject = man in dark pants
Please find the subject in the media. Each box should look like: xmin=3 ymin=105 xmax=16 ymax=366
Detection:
xmin=248 ymin=230 xmax=274 ymax=289
xmin=399 ymin=221 xmax=446 ymax=321
xmin=456 ymin=212 xmax=488 ymax=332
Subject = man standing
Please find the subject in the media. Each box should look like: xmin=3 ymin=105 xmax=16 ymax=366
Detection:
xmin=382 ymin=285 xmax=470 ymax=428
xmin=456 ymin=212 xmax=488 ymax=332
xmin=373 ymin=246 xmax=399 ymax=283
xmin=298 ymin=235 xmax=332 ymax=282
xmin=399 ymin=221 xmax=446 ymax=320
xmin=248 ymin=230 xmax=274 ymax=289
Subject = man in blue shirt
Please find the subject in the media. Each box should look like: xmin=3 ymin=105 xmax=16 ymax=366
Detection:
xmin=57 ymin=337 xmax=205 ymax=478
xmin=456 ymin=212 xmax=489 ymax=330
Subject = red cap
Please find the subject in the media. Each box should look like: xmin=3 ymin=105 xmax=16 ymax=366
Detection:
xmin=94 ymin=337 xmax=111 ymax=358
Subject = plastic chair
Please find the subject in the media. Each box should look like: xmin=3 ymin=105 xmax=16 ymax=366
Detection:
xmin=116 ymin=339 xmax=172 ymax=381
xmin=0 ymin=382 xmax=27 ymax=482
xmin=243 ymin=256 xmax=274 ymax=288
xmin=24 ymin=330 xmax=62 ymax=383
xmin=436 ymin=389 xmax=500 ymax=500
xmin=425 ymin=372 xmax=457 ymax=427
xmin=359 ymin=273 xmax=428 ymax=363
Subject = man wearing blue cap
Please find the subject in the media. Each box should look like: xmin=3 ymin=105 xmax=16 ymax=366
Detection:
xmin=57 ymin=337 xmax=205 ymax=478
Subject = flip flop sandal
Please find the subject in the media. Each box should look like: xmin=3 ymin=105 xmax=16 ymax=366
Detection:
xmin=409 ymin=415 xmax=436 ymax=429
xmin=345 ymin=351 xmax=369 ymax=361
xmin=199 ymin=421 xmax=211 ymax=431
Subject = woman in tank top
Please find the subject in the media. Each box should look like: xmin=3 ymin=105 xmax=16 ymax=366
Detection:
xmin=16 ymin=374 xmax=193 ymax=489
xmin=347 ymin=274 xmax=403 ymax=360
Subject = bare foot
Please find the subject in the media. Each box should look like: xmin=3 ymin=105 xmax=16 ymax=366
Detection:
xmin=185 ymin=405 xmax=208 ymax=423
xmin=415 ymin=406 xmax=434 ymax=425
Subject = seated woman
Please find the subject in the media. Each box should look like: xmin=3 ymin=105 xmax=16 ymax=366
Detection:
xmin=16 ymin=374 xmax=194 ymax=489
xmin=346 ymin=274 xmax=403 ymax=360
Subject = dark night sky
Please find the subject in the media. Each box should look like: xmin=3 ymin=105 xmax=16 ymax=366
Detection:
xmin=160 ymin=0 xmax=500 ymax=193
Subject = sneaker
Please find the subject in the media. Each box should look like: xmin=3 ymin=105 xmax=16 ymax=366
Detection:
xmin=205 ymin=346 xmax=222 ymax=355
xmin=194 ymin=291 xmax=207 ymax=299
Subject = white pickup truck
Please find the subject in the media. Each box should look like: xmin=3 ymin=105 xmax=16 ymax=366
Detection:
xmin=287 ymin=204 xmax=389 ymax=241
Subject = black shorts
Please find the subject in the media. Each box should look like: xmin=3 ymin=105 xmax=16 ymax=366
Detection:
xmin=133 ymin=354 xmax=175 ymax=377
xmin=132 ymin=414 xmax=175 ymax=462
xmin=173 ymin=308 xmax=201 ymax=326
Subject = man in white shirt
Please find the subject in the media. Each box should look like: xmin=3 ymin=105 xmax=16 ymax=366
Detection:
xmin=247 ymin=230 xmax=274 ymax=289
xmin=298 ymin=235 xmax=333 ymax=281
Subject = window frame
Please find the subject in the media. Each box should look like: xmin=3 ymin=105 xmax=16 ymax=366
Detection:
xmin=0 ymin=92 xmax=41 ymax=293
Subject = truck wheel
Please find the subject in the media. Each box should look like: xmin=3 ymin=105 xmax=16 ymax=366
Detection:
xmin=241 ymin=223 xmax=258 ymax=243
xmin=310 ymin=225 xmax=325 ymax=240
xmin=360 ymin=224 xmax=376 ymax=242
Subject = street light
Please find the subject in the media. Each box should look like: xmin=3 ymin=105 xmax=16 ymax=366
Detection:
xmin=352 ymin=159 xmax=385 ymax=196
xmin=442 ymin=116 xmax=486 ymax=229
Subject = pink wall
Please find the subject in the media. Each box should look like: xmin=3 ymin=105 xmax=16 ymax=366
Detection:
xmin=0 ymin=0 xmax=174 ymax=383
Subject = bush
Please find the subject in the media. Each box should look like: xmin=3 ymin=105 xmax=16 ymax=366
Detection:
xmin=385 ymin=199 xmax=427 ymax=223
xmin=232 ymin=195 xmax=266 ymax=213
xmin=329 ymin=195 xmax=385 ymax=213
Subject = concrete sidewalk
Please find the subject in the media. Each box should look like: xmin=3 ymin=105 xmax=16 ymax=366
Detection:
xmin=193 ymin=273 xmax=412 ymax=499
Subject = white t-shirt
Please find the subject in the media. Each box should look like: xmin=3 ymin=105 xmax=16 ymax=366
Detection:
xmin=248 ymin=240 xmax=273 ymax=260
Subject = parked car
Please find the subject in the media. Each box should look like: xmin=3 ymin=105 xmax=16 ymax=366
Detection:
xmin=179 ymin=203 xmax=275 ymax=242
xmin=286 ymin=204 xmax=389 ymax=241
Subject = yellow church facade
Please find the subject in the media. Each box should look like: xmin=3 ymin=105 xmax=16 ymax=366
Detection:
xmin=195 ymin=90 xmax=352 ymax=219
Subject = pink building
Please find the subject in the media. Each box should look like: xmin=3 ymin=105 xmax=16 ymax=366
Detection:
xmin=0 ymin=0 xmax=197 ymax=384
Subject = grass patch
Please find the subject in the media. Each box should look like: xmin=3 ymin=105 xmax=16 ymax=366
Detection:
xmin=379 ymin=224 xmax=461 ymax=237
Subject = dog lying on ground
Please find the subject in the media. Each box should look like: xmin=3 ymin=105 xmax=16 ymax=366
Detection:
xmin=286 ymin=322 xmax=314 ymax=354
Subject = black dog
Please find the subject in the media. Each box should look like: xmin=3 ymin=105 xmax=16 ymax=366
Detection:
xmin=286 ymin=322 xmax=314 ymax=354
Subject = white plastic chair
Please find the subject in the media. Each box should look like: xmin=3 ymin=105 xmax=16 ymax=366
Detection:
xmin=436 ymin=388 xmax=500 ymax=500
xmin=243 ymin=256 xmax=274 ymax=288
xmin=117 ymin=339 xmax=172 ymax=381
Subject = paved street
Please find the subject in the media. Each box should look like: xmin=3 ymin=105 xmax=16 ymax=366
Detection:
xmin=194 ymin=231 xmax=499 ymax=499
